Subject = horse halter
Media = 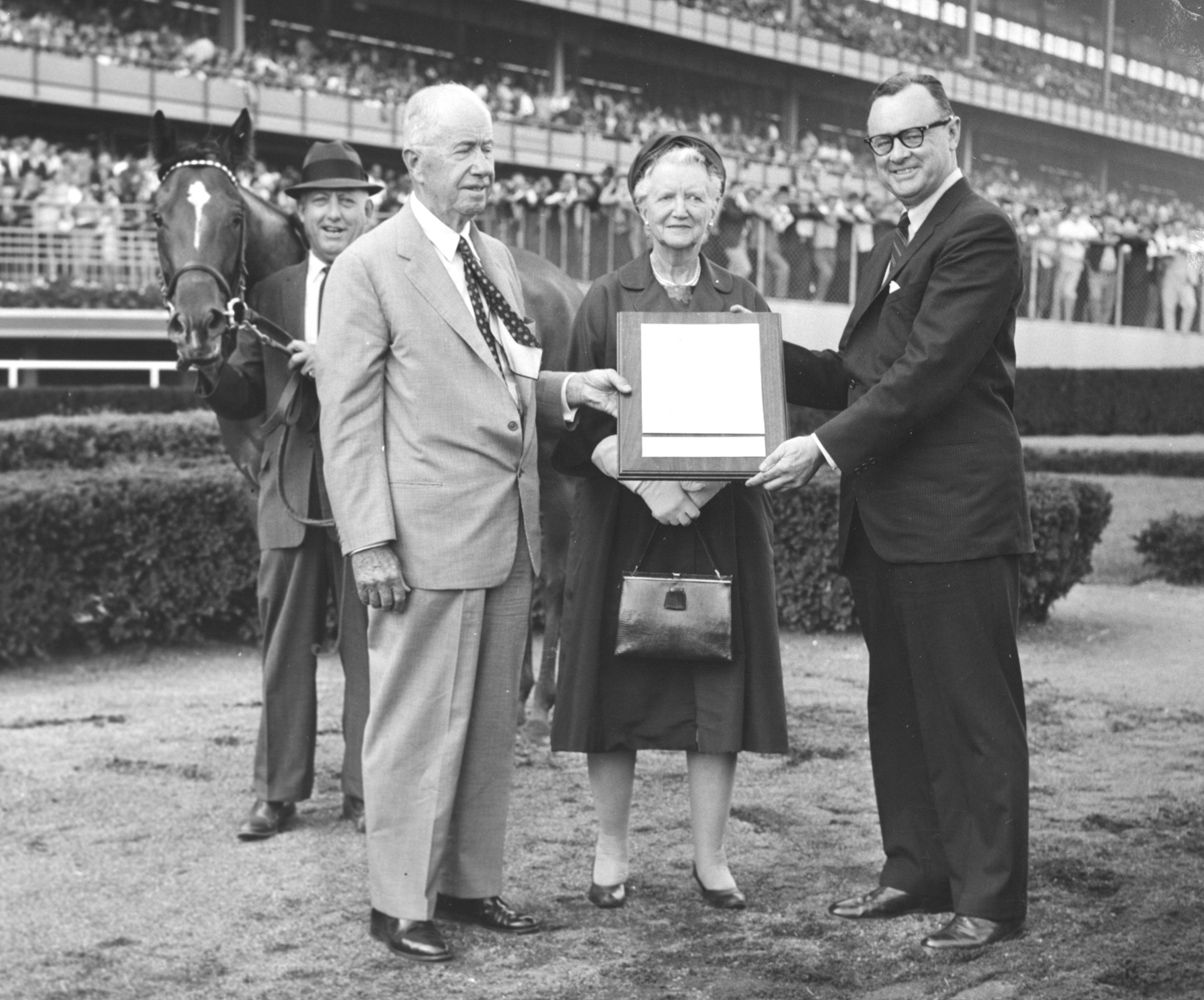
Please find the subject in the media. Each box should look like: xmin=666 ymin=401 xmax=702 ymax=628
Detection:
xmin=157 ymin=158 xmax=249 ymax=343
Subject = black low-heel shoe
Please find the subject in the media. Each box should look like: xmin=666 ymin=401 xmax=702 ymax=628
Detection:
xmin=587 ymin=880 xmax=627 ymax=909
xmin=692 ymin=865 xmax=747 ymax=910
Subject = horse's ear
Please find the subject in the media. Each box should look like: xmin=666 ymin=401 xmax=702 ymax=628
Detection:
xmin=224 ymin=108 xmax=255 ymax=169
xmin=150 ymin=110 xmax=176 ymax=165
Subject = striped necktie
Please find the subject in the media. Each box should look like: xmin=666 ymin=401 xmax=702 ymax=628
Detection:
xmin=886 ymin=211 xmax=910 ymax=284
xmin=457 ymin=237 xmax=539 ymax=375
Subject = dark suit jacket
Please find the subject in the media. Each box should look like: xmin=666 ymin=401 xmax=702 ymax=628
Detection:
xmin=784 ymin=178 xmax=1034 ymax=565
xmin=200 ymin=261 xmax=321 ymax=550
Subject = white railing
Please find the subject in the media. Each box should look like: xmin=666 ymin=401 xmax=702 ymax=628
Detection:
xmin=0 ymin=359 xmax=179 ymax=389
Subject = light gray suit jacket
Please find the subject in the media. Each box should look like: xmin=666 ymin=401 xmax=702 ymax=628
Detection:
xmin=316 ymin=202 xmax=569 ymax=590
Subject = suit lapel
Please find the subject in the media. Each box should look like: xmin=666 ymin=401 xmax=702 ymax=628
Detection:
xmin=838 ymin=179 xmax=974 ymax=349
xmin=281 ymin=263 xmax=306 ymax=342
xmin=394 ymin=205 xmax=499 ymax=374
xmin=889 ymin=178 xmax=972 ymax=284
xmin=839 ymin=238 xmax=893 ymax=347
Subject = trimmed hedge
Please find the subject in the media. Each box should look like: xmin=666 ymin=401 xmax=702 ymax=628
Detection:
xmin=0 ymin=464 xmax=1110 ymax=663
xmin=1135 ymin=513 xmax=1204 ymax=584
xmin=0 ymin=386 xmax=205 ymax=420
xmin=791 ymin=371 xmax=1204 ymax=437
xmin=0 ymin=463 xmax=258 ymax=662
xmin=770 ymin=476 xmax=853 ymax=632
xmin=1014 ymin=369 xmax=1204 ymax=435
xmin=1021 ymin=475 xmax=1113 ymax=621
xmin=1023 ymin=447 xmax=1204 ymax=478
xmin=0 ymin=278 xmax=162 ymax=309
xmin=770 ymin=473 xmax=1112 ymax=630
xmin=0 ymin=411 xmax=224 ymax=471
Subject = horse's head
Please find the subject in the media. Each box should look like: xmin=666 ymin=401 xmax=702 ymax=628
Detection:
xmin=151 ymin=109 xmax=254 ymax=364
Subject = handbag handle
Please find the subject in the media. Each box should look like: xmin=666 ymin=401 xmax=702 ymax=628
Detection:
xmin=630 ymin=523 xmax=723 ymax=580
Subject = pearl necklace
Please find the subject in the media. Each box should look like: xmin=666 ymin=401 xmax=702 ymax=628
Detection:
xmin=650 ymin=254 xmax=701 ymax=292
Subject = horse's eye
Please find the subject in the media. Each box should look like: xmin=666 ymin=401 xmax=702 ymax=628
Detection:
xmin=151 ymin=211 xmax=164 ymax=226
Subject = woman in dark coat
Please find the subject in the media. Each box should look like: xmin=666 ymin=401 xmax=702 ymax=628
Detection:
xmin=551 ymin=133 xmax=788 ymax=912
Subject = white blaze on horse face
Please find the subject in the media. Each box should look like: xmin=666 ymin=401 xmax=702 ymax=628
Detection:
xmin=186 ymin=179 xmax=211 ymax=250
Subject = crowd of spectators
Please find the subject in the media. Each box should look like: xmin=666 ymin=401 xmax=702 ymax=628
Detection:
xmin=3 ymin=0 xmax=1204 ymax=171
xmin=1 ymin=0 xmax=1202 ymax=326
xmin=4 ymin=125 xmax=1202 ymax=330
xmin=679 ymin=0 xmax=1204 ymax=136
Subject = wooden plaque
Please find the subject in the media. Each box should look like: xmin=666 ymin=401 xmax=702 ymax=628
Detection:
xmin=616 ymin=311 xmax=787 ymax=479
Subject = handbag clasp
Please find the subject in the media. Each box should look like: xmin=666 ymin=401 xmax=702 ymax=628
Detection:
xmin=664 ymin=575 xmax=687 ymax=612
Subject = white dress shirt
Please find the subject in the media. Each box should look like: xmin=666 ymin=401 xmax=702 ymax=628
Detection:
xmin=409 ymin=192 xmax=578 ymax=421
xmin=409 ymin=193 xmax=524 ymax=410
xmin=303 ymin=252 xmax=330 ymax=344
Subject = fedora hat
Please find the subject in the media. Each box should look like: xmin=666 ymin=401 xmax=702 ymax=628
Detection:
xmin=285 ymin=139 xmax=384 ymax=197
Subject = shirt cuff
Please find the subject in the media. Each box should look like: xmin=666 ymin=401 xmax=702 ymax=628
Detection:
xmin=560 ymin=373 xmax=580 ymax=425
xmin=349 ymin=542 xmax=392 ymax=556
xmin=811 ymin=434 xmax=839 ymax=473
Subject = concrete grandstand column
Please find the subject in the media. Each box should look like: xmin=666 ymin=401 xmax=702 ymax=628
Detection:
xmin=217 ymin=0 xmax=245 ymax=56
xmin=551 ymin=31 xmax=566 ymax=96
xmin=783 ymin=89 xmax=799 ymax=148
xmin=966 ymin=0 xmax=979 ymax=63
xmin=1103 ymin=0 xmax=1116 ymax=106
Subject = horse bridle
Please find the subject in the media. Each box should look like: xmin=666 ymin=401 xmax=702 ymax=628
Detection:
xmin=157 ymin=158 xmax=250 ymax=363
xmin=156 ymin=157 xmax=334 ymax=530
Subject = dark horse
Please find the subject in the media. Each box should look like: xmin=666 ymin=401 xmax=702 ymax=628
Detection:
xmin=150 ymin=109 xmax=579 ymax=724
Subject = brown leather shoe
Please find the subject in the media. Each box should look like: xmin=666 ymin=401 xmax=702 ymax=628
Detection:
xmin=922 ymin=914 xmax=1025 ymax=950
xmin=435 ymin=895 xmax=542 ymax=934
xmin=369 ymin=909 xmax=452 ymax=962
xmin=342 ymin=795 xmax=366 ymax=834
xmin=236 ymin=799 xmax=295 ymax=841
xmin=828 ymin=885 xmax=951 ymax=919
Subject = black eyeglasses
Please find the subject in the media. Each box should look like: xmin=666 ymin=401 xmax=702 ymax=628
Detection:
xmin=864 ymin=116 xmax=954 ymax=156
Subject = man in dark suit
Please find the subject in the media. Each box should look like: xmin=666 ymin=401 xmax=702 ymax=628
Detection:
xmin=197 ymin=141 xmax=380 ymax=841
xmin=749 ymin=73 xmax=1033 ymax=950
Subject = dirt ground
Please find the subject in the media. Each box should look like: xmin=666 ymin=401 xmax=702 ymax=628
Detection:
xmin=3 ymin=573 xmax=1203 ymax=1000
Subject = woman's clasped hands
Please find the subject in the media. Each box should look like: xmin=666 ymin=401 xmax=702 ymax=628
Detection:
xmin=590 ymin=435 xmax=725 ymax=526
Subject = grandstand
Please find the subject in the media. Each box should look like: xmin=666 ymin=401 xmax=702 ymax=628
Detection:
xmin=1 ymin=0 xmax=1204 ymax=381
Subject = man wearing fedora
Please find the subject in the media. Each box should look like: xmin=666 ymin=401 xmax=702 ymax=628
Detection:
xmin=197 ymin=140 xmax=380 ymax=840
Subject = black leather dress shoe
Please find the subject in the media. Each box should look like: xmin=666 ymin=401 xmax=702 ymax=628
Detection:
xmin=587 ymin=880 xmax=627 ymax=909
xmin=369 ymin=908 xmax=452 ymax=962
xmin=692 ymin=865 xmax=747 ymax=910
xmin=342 ymin=795 xmax=366 ymax=834
xmin=828 ymin=886 xmax=951 ymax=920
xmin=922 ymin=914 xmax=1025 ymax=951
xmin=236 ymin=799 xmax=295 ymax=841
xmin=434 ymin=895 xmax=542 ymax=934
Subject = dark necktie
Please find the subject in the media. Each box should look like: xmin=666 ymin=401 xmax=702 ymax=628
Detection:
xmin=457 ymin=237 xmax=539 ymax=375
xmin=316 ymin=265 xmax=329 ymax=337
xmin=886 ymin=211 xmax=910 ymax=284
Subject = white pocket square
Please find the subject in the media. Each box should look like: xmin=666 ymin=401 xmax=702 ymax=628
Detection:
xmin=889 ymin=280 xmax=901 ymax=294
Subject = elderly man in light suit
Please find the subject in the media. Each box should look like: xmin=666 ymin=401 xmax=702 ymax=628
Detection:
xmin=316 ymin=83 xmax=629 ymax=964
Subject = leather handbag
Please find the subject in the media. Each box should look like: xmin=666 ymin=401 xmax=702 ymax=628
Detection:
xmin=615 ymin=526 xmax=732 ymax=662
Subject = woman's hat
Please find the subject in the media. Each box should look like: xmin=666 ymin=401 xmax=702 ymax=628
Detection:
xmin=626 ymin=132 xmax=726 ymax=196
xmin=285 ymin=140 xmax=384 ymax=197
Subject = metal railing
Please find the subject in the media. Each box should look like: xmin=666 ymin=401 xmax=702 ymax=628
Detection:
xmin=1 ymin=201 xmax=1197 ymax=329
xmin=0 ymin=224 xmax=159 ymax=287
